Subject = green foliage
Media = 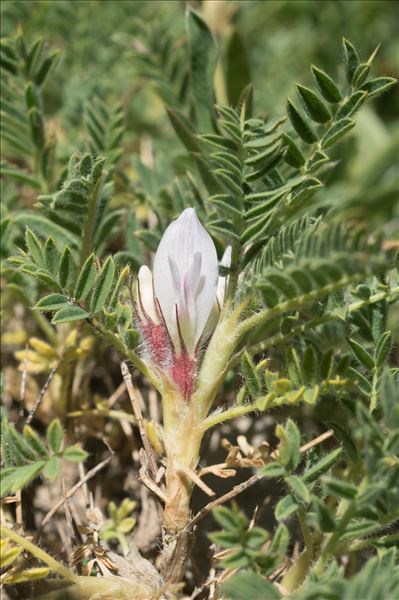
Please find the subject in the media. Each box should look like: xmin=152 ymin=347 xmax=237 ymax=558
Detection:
xmin=100 ymin=499 xmax=137 ymax=556
xmin=1 ymin=4 xmax=398 ymax=598
xmin=0 ymin=417 xmax=88 ymax=495
xmin=209 ymin=506 xmax=286 ymax=575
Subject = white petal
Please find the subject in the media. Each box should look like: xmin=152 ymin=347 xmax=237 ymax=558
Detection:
xmin=153 ymin=208 xmax=218 ymax=352
xmin=217 ymin=245 xmax=232 ymax=306
xmin=138 ymin=265 xmax=158 ymax=323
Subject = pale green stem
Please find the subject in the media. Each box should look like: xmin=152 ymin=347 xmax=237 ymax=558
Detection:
xmin=238 ymin=284 xmax=398 ymax=353
xmin=67 ymin=409 xmax=136 ymax=424
xmin=200 ymin=403 xmax=257 ymax=432
xmin=298 ymin=507 xmax=313 ymax=556
xmin=237 ymin=273 xmax=379 ymax=341
xmin=1 ymin=524 xmax=78 ymax=583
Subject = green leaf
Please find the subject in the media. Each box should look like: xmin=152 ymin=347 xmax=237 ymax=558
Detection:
xmin=352 ymin=62 xmax=370 ymax=88
xmin=43 ymin=456 xmax=60 ymax=480
xmin=287 ymin=99 xmax=317 ymax=144
xmin=13 ymin=212 xmax=79 ymax=247
xmin=90 ymin=256 xmax=115 ymax=313
xmin=28 ymin=107 xmax=44 ymax=148
xmin=221 ymin=549 xmax=249 ymax=569
xmin=286 ymin=348 xmax=303 ymax=387
xmin=276 ymin=419 xmax=301 ymax=471
xmin=375 ymin=331 xmax=392 ymax=367
xmin=286 ymin=475 xmax=311 ymax=504
xmin=321 ymin=118 xmax=355 ymax=149
xmin=260 ymin=462 xmax=285 ymax=478
xmin=311 ymin=65 xmax=342 ymax=103
xmin=1 ymin=544 xmax=21 ymax=567
xmin=314 ymin=497 xmax=336 ymax=532
xmin=63 ymin=444 xmax=89 ymax=463
xmin=302 ymin=447 xmax=342 ymax=484
xmin=241 ymin=352 xmax=261 ymax=397
xmin=213 ymin=507 xmax=245 ymax=532
xmin=209 ymin=530 xmax=240 ymax=549
xmin=282 ymin=133 xmax=306 ymax=168
xmin=186 ymin=8 xmax=217 ymax=131
xmin=47 ymin=419 xmax=63 ymax=453
xmin=275 ymin=494 xmax=299 ymax=520
xmin=222 ymin=572 xmax=280 ymax=600
xmin=52 ymin=306 xmax=89 ymax=324
xmin=7 ymin=425 xmax=38 ymax=462
xmin=297 ymin=84 xmax=331 ymax=123
xmin=336 ymin=90 xmax=368 ymax=119
xmin=34 ymin=51 xmax=59 ymax=87
xmin=1 ymin=461 xmax=47 ymax=495
xmin=348 ymin=338 xmax=375 ymax=370
xmin=34 ymin=294 xmax=69 ymax=311
xmin=23 ymin=425 xmax=48 ymax=458
xmin=59 ymin=246 xmax=75 ymax=290
xmin=165 ymin=107 xmax=202 ymax=153
xmin=269 ymin=523 xmax=289 ymax=554
xmin=361 ymin=77 xmax=397 ymax=98
xmin=74 ymin=253 xmax=96 ymax=301
xmin=44 ymin=238 xmax=59 ymax=275
xmin=343 ymin=38 xmax=360 ymax=84
xmin=302 ymin=346 xmax=317 ymax=384
xmin=25 ymin=229 xmax=44 ymax=267
xmin=322 ymin=476 xmax=357 ymax=499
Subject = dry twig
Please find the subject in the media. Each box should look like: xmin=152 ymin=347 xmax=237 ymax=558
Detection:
xmin=187 ymin=429 xmax=334 ymax=529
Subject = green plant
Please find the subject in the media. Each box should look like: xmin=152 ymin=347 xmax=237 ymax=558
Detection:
xmin=1 ymin=3 xmax=398 ymax=599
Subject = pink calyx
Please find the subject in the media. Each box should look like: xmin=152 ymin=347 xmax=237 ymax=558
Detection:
xmin=140 ymin=319 xmax=169 ymax=365
xmin=169 ymin=353 xmax=196 ymax=400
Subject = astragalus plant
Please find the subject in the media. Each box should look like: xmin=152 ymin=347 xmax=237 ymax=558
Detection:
xmin=1 ymin=6 xmax=398 ymax=600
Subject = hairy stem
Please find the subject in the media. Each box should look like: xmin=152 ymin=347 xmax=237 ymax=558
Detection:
xmin=200 ymin=403 xmax=257 ymax=431
xmin=237 ymin=276 xmax=394 ymax=341
xmin=1 ymin=524 xmax=78 ymax=583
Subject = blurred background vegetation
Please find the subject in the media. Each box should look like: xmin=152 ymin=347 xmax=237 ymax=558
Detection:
xmin=2 ymin=0 xmax=398 ymax=211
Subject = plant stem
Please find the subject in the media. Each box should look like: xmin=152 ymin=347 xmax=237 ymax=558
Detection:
xmin=298 ymin=507 xmax=313 ymax=556
xmin=200 ymin=403 xmax=257 ymax=431
xmin=238 ymin=274 xmax=399 ymax=337
xmin=1 ymin=524 xmax=79 ymax=583
xmin=90 ymin=317 xmax=161 ymax=392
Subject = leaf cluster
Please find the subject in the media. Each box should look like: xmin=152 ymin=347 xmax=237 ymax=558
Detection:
xmin=1 ymin=417 xmax=88 ymax=496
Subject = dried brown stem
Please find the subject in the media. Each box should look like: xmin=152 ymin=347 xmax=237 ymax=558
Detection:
xmin=25 ymin=351 xmax=66 ymax=425
xmin=121 ymin=361 xmax=158 ymax=479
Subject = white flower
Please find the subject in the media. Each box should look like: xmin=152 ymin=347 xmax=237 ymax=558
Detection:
xmin=138 ymin=208 xmax=219 ymax=357
xmin=137 ymin=265 xmax=159 ymax=323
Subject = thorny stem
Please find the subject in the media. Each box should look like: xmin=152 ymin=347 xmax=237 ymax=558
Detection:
xmin=1 ymin=524 xmax=79 ymax=583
